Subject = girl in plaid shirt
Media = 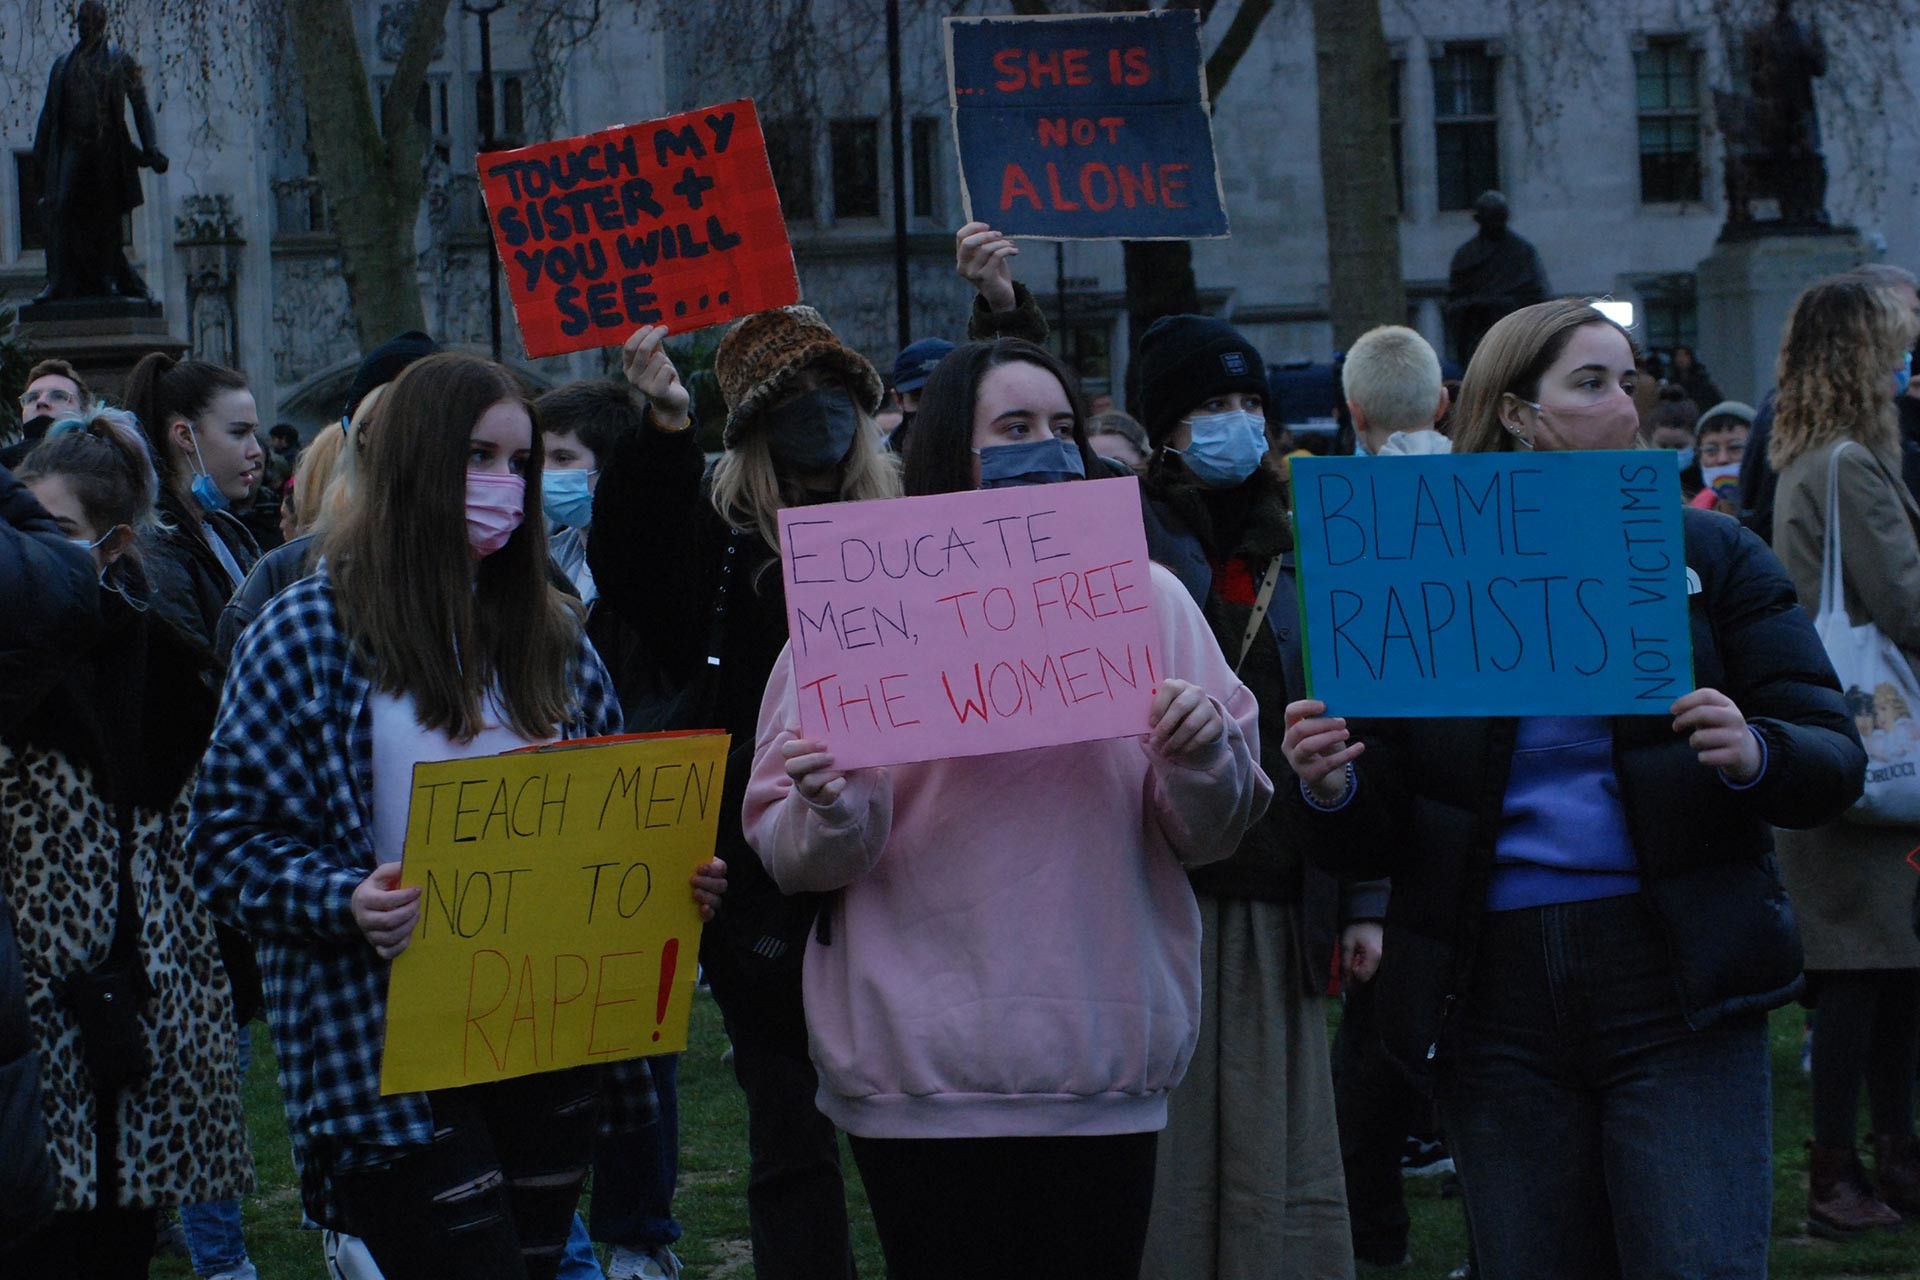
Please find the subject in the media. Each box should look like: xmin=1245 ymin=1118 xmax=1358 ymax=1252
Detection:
xmin=191 ymin=354 xmax=724 ymax=1280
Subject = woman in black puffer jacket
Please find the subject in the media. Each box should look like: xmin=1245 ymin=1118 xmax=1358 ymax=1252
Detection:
xmin=1282 ymin=300 xmax=1863 ymax=1280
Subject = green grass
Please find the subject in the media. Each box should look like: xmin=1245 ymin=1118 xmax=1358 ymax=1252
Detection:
xmin=154 ymin=999 xmax=1909 ymax=1278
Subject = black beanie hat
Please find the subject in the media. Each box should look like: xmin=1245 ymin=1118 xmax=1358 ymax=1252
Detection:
xmin=344 ymin=330 xmax=441 ymax=418
xmin=1135 ymin=314 xmax=1268 ymax=446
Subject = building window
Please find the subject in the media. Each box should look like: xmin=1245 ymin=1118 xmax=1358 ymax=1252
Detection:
xmin=764 ymin=119 xmax=815 ymax=222
xmin=1432 ymin=44 xmax=1498 ymax=212
xmin=830 ymin=119 xmax=880 ymax=220
xmin=911 ymin=116 xmax=940 ymax=220
xmin=1636 ymin=37 xmax=1702 ymax=203
xmin=375 ymin=75 xmax=451 ymax=146
xmin=1641 ymin=286 xmax=1699 ymax=360
xmin=1051 ymin=321 xmax=1112 ymax=399
xmin=474 ymin=74 xmax=524 ymax=147
xmin=1389 ymin=58 xmax=1405 ymax=214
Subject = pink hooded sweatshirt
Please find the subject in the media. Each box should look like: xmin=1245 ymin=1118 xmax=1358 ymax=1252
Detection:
xmin=743 ymin=563 xmax=1271 ymax=1140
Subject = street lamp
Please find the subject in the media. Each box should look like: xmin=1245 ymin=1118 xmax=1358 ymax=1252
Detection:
xmin=465 ymin=0 xmax=505 ymax=362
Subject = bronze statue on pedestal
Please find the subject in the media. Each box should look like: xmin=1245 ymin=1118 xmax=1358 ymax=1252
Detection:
xmin=31 ymin=1 xmax=169 ymax=303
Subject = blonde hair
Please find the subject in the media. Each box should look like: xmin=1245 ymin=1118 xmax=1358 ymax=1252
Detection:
xmin=709 ymin=408 xmax=900 ymax=559
xmin=1451 ymin=300 xmax=1634 ymax=455
xmin=287 ymin=423 xmax=346 ymax=537
xmin=319 ymin=382 xmax=387 ymax=530
xmin=1769 ymin=278 xmax=1916 ymax=471
xmin=1342 ymin=325 xmax=1443 ymax=435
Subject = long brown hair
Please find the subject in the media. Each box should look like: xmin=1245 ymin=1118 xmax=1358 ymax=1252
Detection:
xmin=124 ymin=351 xmax=248 ymax=522
xmin=1769 ymin=278 xmax=1916 ymax=471
xmin=323 ymin=353 xmax=580 ymax=742
xmin=1450 ymin=299 xmax=1635 ymax=455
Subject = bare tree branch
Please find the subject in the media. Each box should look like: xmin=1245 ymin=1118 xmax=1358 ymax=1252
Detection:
xmin=1205 ymin=0 xmax=1272 ymax=97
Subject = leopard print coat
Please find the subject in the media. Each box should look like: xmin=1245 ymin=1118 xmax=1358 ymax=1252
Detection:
xmin=0 ymin=742 xmax=253 ymax=1211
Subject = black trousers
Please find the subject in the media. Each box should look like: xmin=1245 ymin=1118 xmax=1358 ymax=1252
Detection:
xmin=1333 ymin=978 xmax=1419 ymax=1259
xmin=702 ymin=935 xmax=856 ymax=1280
xmin=848 ymin=1132 xmax=1158 ymax=1280
xmin=0 ymin=1206 xmax=157 ymax=1280
xmin=333 ymin=1068 xmax=601 ymax=1280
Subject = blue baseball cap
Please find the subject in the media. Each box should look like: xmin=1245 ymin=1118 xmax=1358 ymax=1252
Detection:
xmin=891 ymin=338 xmax=956 ymax=394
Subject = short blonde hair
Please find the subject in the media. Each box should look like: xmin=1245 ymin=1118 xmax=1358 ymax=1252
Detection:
xmin=1342 ymin=326 xmax=1443 ymax=435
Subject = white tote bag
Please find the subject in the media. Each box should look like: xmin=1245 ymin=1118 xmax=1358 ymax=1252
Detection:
xmin=1811 ymin=442 xmax=1920 ymax=825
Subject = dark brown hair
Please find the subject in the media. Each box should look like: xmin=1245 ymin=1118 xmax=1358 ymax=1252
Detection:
xmin=533 ymin=379 xmax=648 ymax=462
xmin=323 ymin=352 xmax=581 ymax=742
xmin=124 ymin=351 xmax=248 ymax=513
xmin=901 ymin=340 xmax=1096 ymax=496
xmin=17 ymin=405 xmax=158 ymax=582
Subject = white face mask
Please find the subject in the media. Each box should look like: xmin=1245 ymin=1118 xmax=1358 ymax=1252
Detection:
xmin=1700 ymin=462 xmax=1741 ymax=503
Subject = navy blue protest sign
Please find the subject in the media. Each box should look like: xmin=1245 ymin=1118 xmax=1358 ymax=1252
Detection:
xmin=1288 ymin=452 xmax=1693 ymax=717
xmin=944 ymin=11 xmax=1228 ymax=240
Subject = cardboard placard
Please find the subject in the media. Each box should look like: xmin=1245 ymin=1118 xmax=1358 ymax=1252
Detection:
xmin=1288 ymin=452 xmax=1694 ymax=717
xmin=944 ymin=10 xmax=1229 ymax=240
xmin=777 ymin=477 xmax=1159 ymax=769
xmin=379 ymin=733 xmax=727 ymax=1095
xmin=478 ymin=99 xmax=799 ymax=358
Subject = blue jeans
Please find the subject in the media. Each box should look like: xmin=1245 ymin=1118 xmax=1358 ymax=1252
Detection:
xmin=589 ymin=1055 xmax=682 ymax=1249
xmin=182 ymin=1027 xmax=252 ymax=1276
xmin=558 ymin=1214 xmax=601 ymax=1280
xmin=1435 ymin=894 xmax=1772 ymax=1280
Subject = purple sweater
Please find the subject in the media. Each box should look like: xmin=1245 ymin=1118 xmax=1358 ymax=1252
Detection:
xmin=1486 ymin=716 xmax=1640 ymax=911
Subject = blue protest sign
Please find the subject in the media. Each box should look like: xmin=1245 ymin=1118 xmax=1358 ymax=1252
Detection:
xmin=944 ymin=11 xmax=1228 ymax=240
xmin=1288 ymin=452 xmax=1694 ymax=717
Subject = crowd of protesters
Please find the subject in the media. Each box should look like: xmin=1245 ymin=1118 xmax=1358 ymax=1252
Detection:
xmin=1 ymin=220 xmax=1917 ymax=1280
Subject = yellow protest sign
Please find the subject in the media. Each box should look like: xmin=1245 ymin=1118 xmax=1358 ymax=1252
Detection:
xmin=379 ymin=732 xmax=727 ymax=1096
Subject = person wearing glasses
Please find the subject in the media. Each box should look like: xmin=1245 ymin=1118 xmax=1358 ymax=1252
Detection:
xmin=3 ymin=359 xmax=92 ymax=469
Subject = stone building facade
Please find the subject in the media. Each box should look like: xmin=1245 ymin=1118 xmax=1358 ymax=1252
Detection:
xmin=2 ymin=1 xmax=1914 ymax=428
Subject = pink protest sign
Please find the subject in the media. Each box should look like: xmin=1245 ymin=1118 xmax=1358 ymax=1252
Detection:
xmin=777 ymin=476 xmax=1159 ymax=769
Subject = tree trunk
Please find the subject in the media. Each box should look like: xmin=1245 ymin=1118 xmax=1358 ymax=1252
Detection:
xmin=1118 ymin=0 xmax=1274 ymax=395
xmin=1312 ymin=0 xmax=1404 ymax=349
xmin=285 ymin=0 xmax=449 ymax=350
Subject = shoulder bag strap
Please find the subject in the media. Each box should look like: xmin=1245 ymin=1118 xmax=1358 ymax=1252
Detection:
xmin=1235 ymin=554 xmax=1288 ymax=674
xmin=1818 ymin=441 xmax=1852 ymax=624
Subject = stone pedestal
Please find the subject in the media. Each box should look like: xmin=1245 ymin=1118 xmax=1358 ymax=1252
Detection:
xmin=1695 ymin=228 xmax=1869 ymax=406
xmin=17 ymin=298 xmax=188 ymax=402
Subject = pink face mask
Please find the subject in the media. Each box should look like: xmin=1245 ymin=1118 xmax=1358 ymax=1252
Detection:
xmin=465 ymin=470 xmax=525 ymax=557
xmin=1517 ymin=396 xmax=1641 ymax=451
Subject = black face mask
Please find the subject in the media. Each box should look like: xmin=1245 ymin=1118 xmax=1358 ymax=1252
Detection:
xmin=766 ymin=388 xmax=860 ymax=474
xmin=22 ymin=414 xmax=55 ymax=443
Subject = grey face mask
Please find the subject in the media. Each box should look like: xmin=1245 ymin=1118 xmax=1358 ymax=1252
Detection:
xmin=765 ymin=388 xmax=860 ymax=473
xmin=976 ymin=437 xmax=1086 ymax=489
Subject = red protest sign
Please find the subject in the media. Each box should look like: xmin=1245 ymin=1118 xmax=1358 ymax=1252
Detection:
xmin=478 ymin=99 xmax=800 ymax=358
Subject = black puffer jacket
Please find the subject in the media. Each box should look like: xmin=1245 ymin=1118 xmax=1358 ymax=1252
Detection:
xmin=0 ymin=464 xmax=100 ymax=734
xmin=1284 ymin=509 xmax=1864 ymax=1082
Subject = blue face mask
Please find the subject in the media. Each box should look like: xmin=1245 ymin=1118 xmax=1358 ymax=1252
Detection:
xmin=977 ymin=437 xmax=1086 ymax=489
xmin=1896 ymin=351 xmax=1912 ymax=398
xmin=542 ymin=467 xmax=596 ymax=529
xmin=1674 ymin=446 xmax=1696 ymax=471
xmin=184 ymin=426 xmax=231 ymax=512
xmin=1176 ymin=409 xmax=1268 ymax=488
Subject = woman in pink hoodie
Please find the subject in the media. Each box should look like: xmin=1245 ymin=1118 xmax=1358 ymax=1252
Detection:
xmin=744 ymin=339 xmax=1271 ymax=1279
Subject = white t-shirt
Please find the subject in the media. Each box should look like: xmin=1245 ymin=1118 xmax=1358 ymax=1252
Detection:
xmin=369 ymin=687 xmax=555 ymax=863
